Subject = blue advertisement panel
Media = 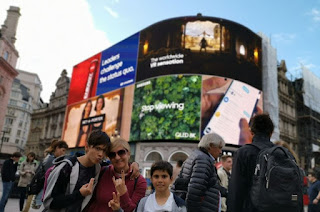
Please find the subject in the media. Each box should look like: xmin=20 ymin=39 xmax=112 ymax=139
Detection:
xmin=96 ymin=32 xmax=140 ymax=94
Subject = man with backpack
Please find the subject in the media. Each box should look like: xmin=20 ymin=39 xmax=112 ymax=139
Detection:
xmin=41 ymin=130 xmax=111 ymax=212
xmin=227 ymin=114 xmax=303 ymax=212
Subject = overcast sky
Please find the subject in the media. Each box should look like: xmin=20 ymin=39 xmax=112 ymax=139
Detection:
xmin=1 ymin=0 xmax=319 ymax=102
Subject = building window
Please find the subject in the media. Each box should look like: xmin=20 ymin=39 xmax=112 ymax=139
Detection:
xmin=145 ymin=151 xmax=163 ymax=162
xmin=3 ymin=51 xmax=9 ymax=61
xmin=5 ymin=118 xmax=14 ymax=125
xmin=9 ymin=99 xmax=17 ymax=106
xmin=3 ymin=127 xmax=11 ymax=134
xmin=17 ymin=130 xmax=21 ymax=137
xmin=15 ymin=139 xmax=19 ymax=144
xmin=169 ymin=152 xmax=189 ymax=162
xmin=3 ymin=137 xmax=9 ymax=142
xmin=7 ymin=109 xmax=15 ymax=116
xmin=11 ymin=91 xmax=19 ymax=98
xmin=18 ymin=121 xmax=23 ymax=128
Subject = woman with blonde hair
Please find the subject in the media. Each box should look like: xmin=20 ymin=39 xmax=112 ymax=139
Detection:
xmin=87 ymin=137 xmax=147 ymax=212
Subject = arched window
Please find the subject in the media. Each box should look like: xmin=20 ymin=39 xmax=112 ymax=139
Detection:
xmin=169 ymin=151 xmax=188 ymax=162
xmin=145 ymin=151 xmax=163 ymax=162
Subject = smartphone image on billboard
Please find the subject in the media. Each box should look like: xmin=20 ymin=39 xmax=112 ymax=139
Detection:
xmin=203 ymin=80 xmax=261 ymax=145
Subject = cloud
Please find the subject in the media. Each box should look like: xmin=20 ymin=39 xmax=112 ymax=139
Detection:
xmin=310 ymin=8 xmax=320 ymax=22
xmin=0 ymin=0 xmax=111 ymax=102
xmin=104 ymin=6 xmax=119 ymax=18
xmin=271 ymin=33 xmax=296 ymax=44
xmin=290 ymin=57 xmax=318 ymax=73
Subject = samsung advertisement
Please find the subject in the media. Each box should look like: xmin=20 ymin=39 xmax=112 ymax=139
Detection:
xmin=62 ymin=16 xmax=262 ymax=147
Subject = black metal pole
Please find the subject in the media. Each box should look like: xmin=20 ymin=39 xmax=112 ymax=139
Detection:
xmin=0 ymin=131 xmax=7 ymax=153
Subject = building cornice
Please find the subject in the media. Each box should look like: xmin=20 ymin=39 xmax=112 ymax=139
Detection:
xmin=0 ymin=37 xmax=19 ymax=56
xmin=0 ymin=57 xmax=19 ymax=77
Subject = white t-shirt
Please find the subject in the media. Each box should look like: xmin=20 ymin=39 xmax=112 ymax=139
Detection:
xmin=144 ymin=192 xmax=174 ymax=212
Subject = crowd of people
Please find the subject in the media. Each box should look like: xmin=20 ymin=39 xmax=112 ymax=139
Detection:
xmin=0 ymin=113 xmax=319 ymax=212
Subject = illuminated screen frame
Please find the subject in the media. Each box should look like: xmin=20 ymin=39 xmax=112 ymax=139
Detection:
xmin=62 ymin=16 xmax=262 ymax=147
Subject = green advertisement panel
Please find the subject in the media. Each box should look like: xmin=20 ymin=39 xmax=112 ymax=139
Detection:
xmin=130 ymin=75 xmax=201 ymax=141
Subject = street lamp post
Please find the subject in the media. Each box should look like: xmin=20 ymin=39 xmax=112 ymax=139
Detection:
xmin=0 ymin=130 xmax=7 ymax=153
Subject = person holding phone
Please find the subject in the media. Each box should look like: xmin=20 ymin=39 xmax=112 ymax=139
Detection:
xmin=17 ymin=152 xmax=37 ymax=212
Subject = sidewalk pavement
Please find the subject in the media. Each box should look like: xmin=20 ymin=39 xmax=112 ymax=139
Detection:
xmin=0 ymin=196 xmax=41 ymax=212
xmin=0 ymin=185 xmax=41 ymax=212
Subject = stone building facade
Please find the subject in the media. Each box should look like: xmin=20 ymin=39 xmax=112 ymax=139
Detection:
xmin=294 ymin=77 xmax=320 ymax=170
xmin=277 ymin=60 xmax=299 ymax=157
xmin=16 ymin=69 xmax=43 ymax=109
xmin=0 ymin=6 xmax=20 ymax=135
xmin=25 ymin=70 xmax=70 ymax=159
xmin=1 ymin=78 xmax=32 ymax=154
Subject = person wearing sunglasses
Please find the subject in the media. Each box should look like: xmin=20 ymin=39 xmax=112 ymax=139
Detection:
xmin=87 ymin=137 xmax=147 ymax=212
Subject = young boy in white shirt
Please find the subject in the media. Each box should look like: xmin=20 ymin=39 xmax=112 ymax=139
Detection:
xmin=135 ymin=161 xmax=186 ymax=212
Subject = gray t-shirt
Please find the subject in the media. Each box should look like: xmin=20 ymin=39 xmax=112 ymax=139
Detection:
xmin=67 ymin=160 xmax=95 ymax=212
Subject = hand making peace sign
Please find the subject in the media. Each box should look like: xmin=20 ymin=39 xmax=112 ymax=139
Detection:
xmin=108 ymin=191 xmax=121 ymax=210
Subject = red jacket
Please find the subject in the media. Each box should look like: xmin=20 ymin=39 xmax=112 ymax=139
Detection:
xmin=88 ymin=165 xmax=147 ymax=212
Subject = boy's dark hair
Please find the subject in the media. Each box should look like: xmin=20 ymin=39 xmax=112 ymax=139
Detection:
xmin=177 ymin=160 xmax=183 ymax=167
xmin=12 ymin=152 xmax=22 ymax=158
xmin=151 ymin=160 xmax=173 ymax=178
xmin=250 ymin=114 xmax=274 ymax=136
xmin=53 ymin=140 xmax=69 ymax=150
xmin=87 ymin=130 xmax=111 ymax=152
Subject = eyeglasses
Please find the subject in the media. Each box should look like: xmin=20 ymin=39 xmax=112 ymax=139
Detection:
xmin=108 ymin=149 xmax=127 ymax=159
xmin=94 ymin=146 xmax=107 ymax=153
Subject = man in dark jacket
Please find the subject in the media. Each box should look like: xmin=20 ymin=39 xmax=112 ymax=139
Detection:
xmin=227 ymin=114 xmax=274 ymax=212
xmin=0 ymin=152 xmax=22 ymax=212
xmin=175 ymin=132 xmax=225 ymax=212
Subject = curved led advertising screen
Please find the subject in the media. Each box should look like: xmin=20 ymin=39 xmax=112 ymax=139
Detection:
xmin=62 ymin=16 xmax=262 ymax=148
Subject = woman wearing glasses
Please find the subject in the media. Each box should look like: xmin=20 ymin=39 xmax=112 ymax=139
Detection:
xmin=87 ymin=138 xmax=147 ymax=212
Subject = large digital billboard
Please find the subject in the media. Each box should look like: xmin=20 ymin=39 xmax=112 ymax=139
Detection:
xmin=62 ymin=16 xmax=262 ymax=147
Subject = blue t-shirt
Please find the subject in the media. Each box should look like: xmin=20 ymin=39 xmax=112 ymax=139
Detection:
xmin=308 ymin=180 xmax=320 ymax=203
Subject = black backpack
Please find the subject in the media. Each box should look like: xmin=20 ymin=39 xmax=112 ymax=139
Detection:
xmin=171 ymin=164 xmax=189 ymax=200
xmin=249 ymin=143 xmax=303 ymax=212
xmin=27 ymin=162 xmax=46 ymax=195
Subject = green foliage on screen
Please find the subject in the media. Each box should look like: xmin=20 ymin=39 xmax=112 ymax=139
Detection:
xmin=130 ymin=75 xmax=201 ymax=141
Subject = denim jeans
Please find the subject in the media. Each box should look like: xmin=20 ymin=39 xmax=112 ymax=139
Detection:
xmin=35 ymin=189 xmax=43 ymax=206
xmin=0 ymin=181 xmax=14 ymax=212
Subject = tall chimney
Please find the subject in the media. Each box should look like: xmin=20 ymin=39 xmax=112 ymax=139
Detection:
xmin=1 ymin=6 xmax=21 ymax=45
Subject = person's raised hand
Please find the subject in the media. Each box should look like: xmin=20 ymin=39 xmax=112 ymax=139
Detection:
xmin=129 ymin=162 xmax=140 ymax=180
xmin=239 ymin=118 xmax=253 ymax=145
xmin=112 ymin=170 xmax=127 ymax=196
xmin=79 ymin=178 xmax=94 ymax=197
xmin=108 ymin=191 xmax=121 ymax=211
